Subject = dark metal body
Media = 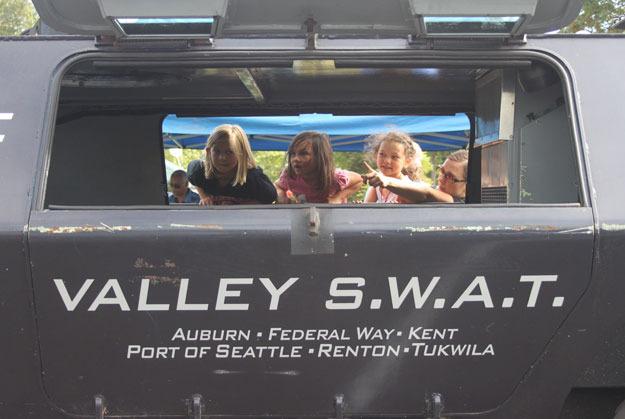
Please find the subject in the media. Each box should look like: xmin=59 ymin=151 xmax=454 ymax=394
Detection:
xmin=1 ymin=34 xmax=625 ymax=418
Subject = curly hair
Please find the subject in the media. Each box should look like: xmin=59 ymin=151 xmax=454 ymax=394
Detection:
xmin=365 ymin=131 xmax=424 ymax=181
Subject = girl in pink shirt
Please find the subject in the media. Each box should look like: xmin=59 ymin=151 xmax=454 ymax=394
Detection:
xmin=275 ymin=131 xmax=362 ymax=204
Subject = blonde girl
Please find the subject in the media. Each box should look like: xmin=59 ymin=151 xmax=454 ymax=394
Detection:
xmin=187 ymin=124 xmax=276 ymax=205
xmin=274 ymin=131 xmax=363 ymax=204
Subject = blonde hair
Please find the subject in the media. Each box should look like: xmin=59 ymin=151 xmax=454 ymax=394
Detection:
xmin=204 ymin=124 xmax=256 ymax=186
xmin=287 ymin=131 xmax=335 ymax=197
xmin=365 ymin=131 xmax=424 ymax=181
xmin=447 ymin=149 xmax=469 ymax=179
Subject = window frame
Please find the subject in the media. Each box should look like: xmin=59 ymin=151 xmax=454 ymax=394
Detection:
xmin=32 ymin=49 xmax=590 ymax=212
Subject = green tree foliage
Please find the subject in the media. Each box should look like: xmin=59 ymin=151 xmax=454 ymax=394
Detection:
xmin=562 ymin=0 xmax=625 ymax=33
xmin=253 ymin=151 xmax=286 ymax=182
xmin=164 ymin=149 xmax=203 ymax=173
xmin=0 ymin=0 xmax=37 ymax=35
xmin=423 ymin=151 xmax=448 ymax=185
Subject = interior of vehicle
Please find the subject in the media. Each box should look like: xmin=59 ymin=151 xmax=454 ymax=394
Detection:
xmin=45 ymin=57 xmax=581 ymax=208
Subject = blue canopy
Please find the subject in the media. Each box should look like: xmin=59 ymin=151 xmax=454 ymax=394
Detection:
xmin=162 ymin=114 xmax=470 ymax=152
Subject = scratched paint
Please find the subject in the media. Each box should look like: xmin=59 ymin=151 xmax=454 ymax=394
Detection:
xmin=134 ymin=258 xmax=177 ymax=271
xmin=0 ymin=113 xmax=13 ymax=144
xmin=212 ymin=369 xmax=298 ymax=376
xmin=134 ymin=258 xmax=155 ymax=269
xmin=403 ymin=225 xmax=494 ymax=233
xmin=264 ymin=370 xmax=300 ymax=376
xmin=170 ymin=223 xmax=223 ymax=230
xmin=30 ymin=225 xmax=132 ymax=234
xmin=602 ymin=223 xmax=625 ymax=232
xmin=141 ymin=275 xmax=181 ymax=285
xmin=213 ymin=370 xmax=244 ymax=375
xmin=403 ymin=225 xmax=589 ymax=234
xmin=557 ymin=227 xmax=593 ymax=234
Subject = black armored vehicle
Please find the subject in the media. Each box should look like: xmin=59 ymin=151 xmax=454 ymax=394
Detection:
xmin=2 ymin=0 xmax=625 ymax=417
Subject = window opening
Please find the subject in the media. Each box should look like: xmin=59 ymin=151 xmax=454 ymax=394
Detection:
xmin=162 ymin=114 xmax=470 ymax=204
xmin=44 ymin=60 xmax=581 ymax=208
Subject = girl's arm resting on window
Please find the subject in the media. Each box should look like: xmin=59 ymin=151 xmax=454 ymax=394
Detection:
xmin=187 ymin=160 xmax=213 ymax=205
xmin=385 ymin=179 xmax=454 ymax=204
xmin=328 ymin=171 xmax=363 ymax=203
xmin=195 ymin=187 xmax=214 ymax=206
xmin=274 ymin=182 xmax=290 ymax=204
xmin=363 ymin=186 xmax=376 ymax=203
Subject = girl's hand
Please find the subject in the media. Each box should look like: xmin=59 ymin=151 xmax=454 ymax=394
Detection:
xmin=274 ymin=183 xmax=294 ymax=204
xmin=362 ymin=162 xmax=390 ymax=188
xmin=276 ymin=190 xmax=299 ymax=204
xmin=276 ymin=195 xmax=291 ymax=204
xmin=286 ymin=190 xmax=301 ymax=204
xmin=199 ymin=195 xmax=214 ymax=206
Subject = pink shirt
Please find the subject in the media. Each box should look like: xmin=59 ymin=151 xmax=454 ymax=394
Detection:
xmin=276 ymin=169 xmax=351 ymax=203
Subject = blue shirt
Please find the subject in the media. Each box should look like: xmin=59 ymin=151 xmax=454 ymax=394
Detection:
xmin=168 ymin=189 xmax=200 ymax=204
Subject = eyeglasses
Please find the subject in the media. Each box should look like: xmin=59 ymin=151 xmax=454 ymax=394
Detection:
xmin=170 ymin=182 xmax=184 ymax=188
xmin=438 ymin=165 xmax=466 ymax=184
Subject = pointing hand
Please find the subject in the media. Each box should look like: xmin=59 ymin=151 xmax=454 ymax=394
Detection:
xmin=362 ymin=161 xmax=389 ymax=188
